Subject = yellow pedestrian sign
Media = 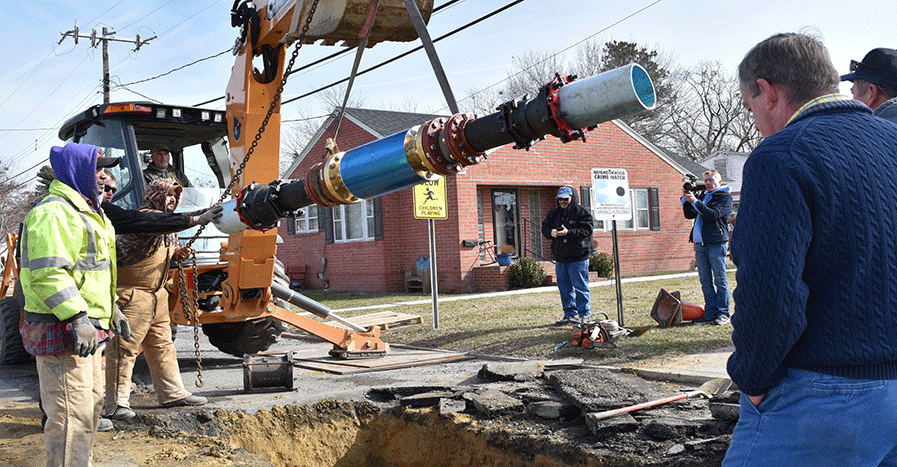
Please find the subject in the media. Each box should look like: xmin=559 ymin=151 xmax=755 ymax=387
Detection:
xmin=413 ymin=177 xmax=448 ymax=219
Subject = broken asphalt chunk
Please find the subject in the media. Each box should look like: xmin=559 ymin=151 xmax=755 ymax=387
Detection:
xmin=478 ymin=361 xmax=544 ymax=382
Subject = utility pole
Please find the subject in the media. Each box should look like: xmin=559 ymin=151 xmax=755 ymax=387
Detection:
xmin=59 ymin=25 xmax=155 ymax=103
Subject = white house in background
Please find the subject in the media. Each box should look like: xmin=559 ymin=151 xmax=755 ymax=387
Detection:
xmin=699 ymin=151 xmax=749 ymax=212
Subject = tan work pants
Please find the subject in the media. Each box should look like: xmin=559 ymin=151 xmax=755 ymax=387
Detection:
xmin=103 ymin=289 xmax=190 ymax=412
xmin=36 ymin=350 xmax=103 ymax=467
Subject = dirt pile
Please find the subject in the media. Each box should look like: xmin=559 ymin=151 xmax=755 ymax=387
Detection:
xmin=213 ymin=363 xmax=739 ymax=466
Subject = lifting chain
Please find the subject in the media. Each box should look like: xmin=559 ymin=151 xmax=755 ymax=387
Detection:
xmin=175 ymin=0 xmax=321 ymax=387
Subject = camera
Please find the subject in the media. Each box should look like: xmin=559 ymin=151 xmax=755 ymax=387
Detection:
xmin=683 ymin=174 xmax=706 ymax=199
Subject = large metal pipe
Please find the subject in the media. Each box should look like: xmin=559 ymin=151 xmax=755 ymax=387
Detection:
xmin=270 ymin=282 xmax=368 ymax=333
xmin=216 ymin=64 xmax=655 ymax=233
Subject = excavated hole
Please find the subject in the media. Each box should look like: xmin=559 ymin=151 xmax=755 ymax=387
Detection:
xmin=213 ymin=401 xmax=607 ymax=467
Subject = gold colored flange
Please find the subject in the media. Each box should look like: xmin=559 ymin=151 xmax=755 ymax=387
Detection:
xmin=403 ymin=124 xmax=442 ymax=180
xmin=321 ymin=152 xmax=361 ymax=205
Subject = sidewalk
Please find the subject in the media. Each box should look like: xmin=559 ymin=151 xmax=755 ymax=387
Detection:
xmin=624 ymin=345 xmax=734 ymax=386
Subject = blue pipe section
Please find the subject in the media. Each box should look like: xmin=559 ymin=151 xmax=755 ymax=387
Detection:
xmin=339 ymin=130 xmax=423 ymax=199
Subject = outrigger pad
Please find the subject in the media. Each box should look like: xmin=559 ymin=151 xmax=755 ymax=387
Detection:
xmin=650 ymin=288 xmax=682 ymax=328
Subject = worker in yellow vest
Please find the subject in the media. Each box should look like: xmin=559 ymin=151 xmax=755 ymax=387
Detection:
xmin=19 ymin=143 xmax=131 ymax=466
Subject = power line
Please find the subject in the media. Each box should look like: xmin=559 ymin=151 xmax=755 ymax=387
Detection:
xmin=114 ymin=49 xmax=230 ymax=87
xmin=0 ymin=128 xmax=57 ymax=132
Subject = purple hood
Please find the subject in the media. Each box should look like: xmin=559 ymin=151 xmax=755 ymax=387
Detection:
xmin=49 ymin=143 xmax=101 ymax=212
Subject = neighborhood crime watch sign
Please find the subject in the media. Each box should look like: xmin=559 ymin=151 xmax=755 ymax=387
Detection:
xmin=413 ymin=177 xmax=448 ymax=219
xmin=591 ymin=168 xmax=631 ymax=220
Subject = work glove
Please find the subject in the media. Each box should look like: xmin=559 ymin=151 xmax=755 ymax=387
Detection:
xmin=112 ymin=307 xmax=131 ymax=342
xmin=191 ymin=205 xmax=223 ymax=226
xmin=70 ymin=315 xmax=98 ymax=358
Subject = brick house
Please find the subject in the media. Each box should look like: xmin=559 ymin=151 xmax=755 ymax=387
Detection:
xmin=278 ymin=108 xmax=702 ymax=293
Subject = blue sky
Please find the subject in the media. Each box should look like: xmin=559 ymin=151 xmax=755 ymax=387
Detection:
xmin=1 ymin=0 xmax=892 ymax=184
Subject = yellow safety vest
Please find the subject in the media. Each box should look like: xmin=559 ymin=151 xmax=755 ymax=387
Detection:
xmin=19 ymin=180 xmax=117 ymax=328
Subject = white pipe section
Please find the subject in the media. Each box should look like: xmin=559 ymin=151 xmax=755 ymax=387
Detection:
xmin=558 ymin=64 xmax=656 ymax=130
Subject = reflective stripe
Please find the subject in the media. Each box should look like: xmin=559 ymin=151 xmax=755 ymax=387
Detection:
xmin=44 ymin=285 xmax=80 ymax=310
xmin=26 ymin=256 xmax=73 ymax=270
xmin=23 ymin=196 xmax=110 ymax=272
xmin=73 ymin=210 xmax=108 ymax=271
xmin=19 ymin=220 xmax=28 ymax=267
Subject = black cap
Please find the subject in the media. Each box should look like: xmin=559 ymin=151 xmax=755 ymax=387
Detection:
xmin=96 ymin=156 xmax=121 ymax=168
xmin=152 ymin=143 xmax=171 ymax=153
xmin=840 ymin=48 xmax=897 ymax=90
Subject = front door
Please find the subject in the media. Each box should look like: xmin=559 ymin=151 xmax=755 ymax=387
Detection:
xmin=492 ymin=189 xmax=520 ymax=256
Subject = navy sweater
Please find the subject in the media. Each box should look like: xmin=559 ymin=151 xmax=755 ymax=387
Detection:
xmin=728 ymin=98 xmax=897 ymax=395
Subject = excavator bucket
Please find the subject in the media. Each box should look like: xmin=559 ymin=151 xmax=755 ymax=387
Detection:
xmin=285 ymin=0 xmax=434 ymax=47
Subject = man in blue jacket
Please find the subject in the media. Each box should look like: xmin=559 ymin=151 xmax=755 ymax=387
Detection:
xmin=682 ymin=170 xmax=732 ymax=325
xmin=541 ymin=186 xmax=594 ymax=325
xmin=724 ymin=33 xmax=897 ymax=466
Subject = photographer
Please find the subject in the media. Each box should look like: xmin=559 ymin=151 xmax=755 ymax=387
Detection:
xmin=681 ymin=170 xmax=732 ymax=325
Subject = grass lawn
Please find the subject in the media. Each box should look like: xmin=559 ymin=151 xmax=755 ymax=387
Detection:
xmin=296 ymin=270 xmax=736 ymax=367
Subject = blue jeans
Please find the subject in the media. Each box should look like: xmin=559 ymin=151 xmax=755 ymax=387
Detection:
xmin=556 ymin=259 xmax=590 ymax=319
xmin=723 ymin=368 xmax=897 ymax=466
xmin=695 ymin=242 xmax=729 ymax=319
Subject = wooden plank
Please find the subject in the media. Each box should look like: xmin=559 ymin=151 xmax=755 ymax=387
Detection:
xmin=290 ymin=343 xmax=472 ymax=375
xmin=324 ymin=310 xmax=422 ymax=331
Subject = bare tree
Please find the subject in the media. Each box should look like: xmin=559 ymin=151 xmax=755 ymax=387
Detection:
xmin=666 ymin=61 xmax=761 ymax=159
xmin=280 ymin=85 xmax=368 ymax=175
xmin=0 ymin=164 xmax=40 ymax=254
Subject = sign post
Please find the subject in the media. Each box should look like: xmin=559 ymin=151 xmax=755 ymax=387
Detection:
xmin=413 ymin=177 xmax=448 ymax=329
xmin=590 ymin=168 xmax=631 ymax=326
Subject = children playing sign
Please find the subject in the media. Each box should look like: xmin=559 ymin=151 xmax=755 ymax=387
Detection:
xmin=591 ymin=168 xmax=631 ymax=220
xmin=413 ymin=177 xmax=448 ymax=219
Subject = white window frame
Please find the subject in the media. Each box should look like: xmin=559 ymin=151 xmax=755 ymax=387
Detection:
xmin=333 ymin=199 xmax=375 ymax=243
xmin=293 ymin=207 xmax=318 ymax=234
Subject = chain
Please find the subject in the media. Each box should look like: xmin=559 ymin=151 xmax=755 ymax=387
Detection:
xmin=176 ymin=0 xmax=321 ymax=386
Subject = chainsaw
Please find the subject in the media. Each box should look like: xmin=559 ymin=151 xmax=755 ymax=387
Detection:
xmin=555 ymin=313 xmax=653 ymax=350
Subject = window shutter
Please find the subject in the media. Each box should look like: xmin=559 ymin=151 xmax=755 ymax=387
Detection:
xmin=373 ymin=197 xmax=383 ymax=241
xmin=649 ymin=187 xmax=660 ymax=231
xmin=286 ymin=214 xmax=295 ymax=235
xmin=323 ymin=207 xmax=334 ymax=244
xmin=317 ymin=206 xmax=325 ymax=231
xmin=579 ymin=186 xmax=591 ymax=209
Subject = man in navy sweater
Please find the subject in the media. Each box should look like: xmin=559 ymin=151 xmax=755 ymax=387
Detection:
xmin=723 ymin=33 xmax=897 ymax=466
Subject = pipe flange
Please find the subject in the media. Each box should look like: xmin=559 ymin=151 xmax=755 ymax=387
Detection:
xmin=403 ymin=125 xmax=442 ymax=179
xmin=316 ymin=162 xmax=344 ymax=206
xmin=304 ymin=164 xmax=339 ymax=207
xmin=322 ymin=152 xmax=360 ymax=205
xmin=421 ymin=117 xmax=463 ymax=176
xmin=445 ymin=113 xmax=484 ymax=166
xmin=546 ymin=74 xmax=588 ymax=143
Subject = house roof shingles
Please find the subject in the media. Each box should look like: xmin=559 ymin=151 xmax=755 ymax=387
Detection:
xmin=344 ymin=107 xmax=446 ymax=137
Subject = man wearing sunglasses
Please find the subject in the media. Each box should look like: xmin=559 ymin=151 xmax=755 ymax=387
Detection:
xmin=102 ymin=170 xmax=116 ymax=203
xmin=841 ymin=47 xmax=897 ymax=124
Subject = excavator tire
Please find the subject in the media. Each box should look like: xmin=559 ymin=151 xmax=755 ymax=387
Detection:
xmin=200 ymin=258 xmax=290 ymax=357
xmin=0 ymin=297 xmax=31 ymax=365
xmin=202 ymin=317 xmax=284 ymax=357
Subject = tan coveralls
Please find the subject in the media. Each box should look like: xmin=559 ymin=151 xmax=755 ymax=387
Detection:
xmin=103 ymin=240 xmax=191 ymax=412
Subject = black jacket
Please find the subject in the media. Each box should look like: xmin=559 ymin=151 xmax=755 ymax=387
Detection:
xmin=101 ymin=202 xmax=192 ymax=235
xmin=541 ymin=188 xmax=594 ymax=263
xmin=682 ymin=188 xmax=732 ymax=244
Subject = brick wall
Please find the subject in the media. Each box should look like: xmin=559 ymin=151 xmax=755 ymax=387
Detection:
xmin=278 ymin=117 xmax=695 ymax=292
